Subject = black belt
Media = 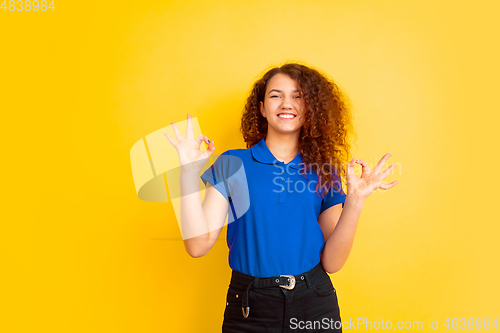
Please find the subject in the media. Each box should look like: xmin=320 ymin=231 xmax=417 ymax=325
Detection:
xmin=239 ymin=262 xmax=323 ymax=318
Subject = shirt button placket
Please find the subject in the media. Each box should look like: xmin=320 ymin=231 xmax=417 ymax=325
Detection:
xmin=278 ymin=166 xmax=286 ymax=203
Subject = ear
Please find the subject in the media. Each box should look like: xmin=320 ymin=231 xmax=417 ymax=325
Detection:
xmin=260 ymin=101 xmax=266 ymax=118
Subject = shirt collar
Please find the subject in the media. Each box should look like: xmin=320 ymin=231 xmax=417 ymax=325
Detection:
xmin=251 ymin=138 xmax=303 ymax=170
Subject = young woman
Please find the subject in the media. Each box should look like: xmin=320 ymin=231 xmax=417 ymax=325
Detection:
xmin=165 ymin=63 xmax=398 ymax=332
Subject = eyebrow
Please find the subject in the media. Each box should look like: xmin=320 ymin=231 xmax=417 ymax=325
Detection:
xmin=268 ymin=89 xmax=300 ymax=94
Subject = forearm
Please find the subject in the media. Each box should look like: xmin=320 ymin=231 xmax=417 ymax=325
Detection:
xmin=320 ymin=194 xmax=365 ymax=273
xmin=179 ymin=171 xmax=209 ymax=257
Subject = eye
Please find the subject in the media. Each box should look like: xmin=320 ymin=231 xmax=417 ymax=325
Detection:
xmin=270 ymin=95 xmax=280 ymax=98
xmin=294 ymin=95 xmax=301 ymax=99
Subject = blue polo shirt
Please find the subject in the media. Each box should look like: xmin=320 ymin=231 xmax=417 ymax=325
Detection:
xmin=200 ymin=138 xmax=346 ymax=277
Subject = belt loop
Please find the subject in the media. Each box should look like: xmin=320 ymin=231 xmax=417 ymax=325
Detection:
xmin=303 ymin=272 xmax=312 ymax=289
xmin=254 ymin=277 xmax=260 ymax=289
xmin=242 ymin=280 xmax=254 ymax=318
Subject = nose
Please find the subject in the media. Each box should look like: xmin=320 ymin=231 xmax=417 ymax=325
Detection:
xmin=281 ymin=96 xmax=293 ymax=109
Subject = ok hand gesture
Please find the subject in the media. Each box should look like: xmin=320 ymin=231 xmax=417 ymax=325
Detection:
xmin=346 ymin=154 xmax=399 ymax=202
xmin=164 ymin=114 xmax=215 ymax=173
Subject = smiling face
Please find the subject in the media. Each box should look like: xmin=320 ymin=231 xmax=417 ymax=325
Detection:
xmin=259 ymin=73 xmax=306 ymax=137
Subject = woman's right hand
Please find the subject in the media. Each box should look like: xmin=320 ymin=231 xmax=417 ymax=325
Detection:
xmin=164 ymin=114 xmax=216 ymax=173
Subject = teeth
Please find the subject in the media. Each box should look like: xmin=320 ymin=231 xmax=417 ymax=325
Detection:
xmin=278 ymin=114 xmax=295 ymax=119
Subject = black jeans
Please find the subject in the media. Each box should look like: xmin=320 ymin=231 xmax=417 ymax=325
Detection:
xmin=222 ymin=261 xmax=342 ymax=332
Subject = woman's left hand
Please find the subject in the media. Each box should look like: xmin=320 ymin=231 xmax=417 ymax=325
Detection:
xmin=346 ymin=153 xmax=399 ymax=202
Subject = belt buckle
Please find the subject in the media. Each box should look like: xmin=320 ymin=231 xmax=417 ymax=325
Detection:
xmin=279 ymin=275 xmax=296 ymax=290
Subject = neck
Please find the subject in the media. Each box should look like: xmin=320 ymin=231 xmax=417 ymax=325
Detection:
xmin=264 ymin=131 xmax=300 ymax=164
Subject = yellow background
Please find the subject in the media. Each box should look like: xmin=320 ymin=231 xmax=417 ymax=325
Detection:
xmin=1 ymin=1 xmax=499 ymax=331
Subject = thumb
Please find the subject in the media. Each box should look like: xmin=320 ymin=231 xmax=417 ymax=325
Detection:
xmin=347 ymin=157 xmax=356 ymax=174
xmin=206 ymin=139 xmax=215 ymax=155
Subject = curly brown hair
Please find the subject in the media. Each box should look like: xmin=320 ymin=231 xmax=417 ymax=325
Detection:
xmin=240 ymin=62 xmax=357 ymax=198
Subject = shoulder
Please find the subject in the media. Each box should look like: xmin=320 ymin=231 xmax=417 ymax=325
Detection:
xmin=208 ymin=147 xmax=252 ymax=172
xmin=214 ymin=147 xmax=252 ymax=163
xmin=224 ymin=147 xmax=251 ymax=157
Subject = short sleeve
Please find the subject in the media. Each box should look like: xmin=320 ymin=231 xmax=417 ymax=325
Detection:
xmin=319 ymin=174 xmax=347 ymax=214
xmin=200 ymin=151 xmax=233 ymax=202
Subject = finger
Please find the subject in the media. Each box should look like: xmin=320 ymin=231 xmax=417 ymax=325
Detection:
xmin=380 ymin=163 xmax=398 ymax=179
xmin=186 ymin=114 xmax=193 ymax=139
xmin=207 ymin=139 xmax=215 ymax=154
xmin=164 ymin=132 xmax=177 ymax=147
xmin=170 ymin=122 xmax=185 ymax=141
xmin=201 ymin=138 xmax=216 ymax=158
xmin=378 ymin=181 xmax=399 ymax=190
xmin=346 ymin=157 xmax=356 ymax=176
xmin=194 ymin=134 xmax=206 ymax=147
xmin=374 ymin=153 xmax=392 ymax=174
xmin=355 ymin=159 xmax=370 ymax=175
